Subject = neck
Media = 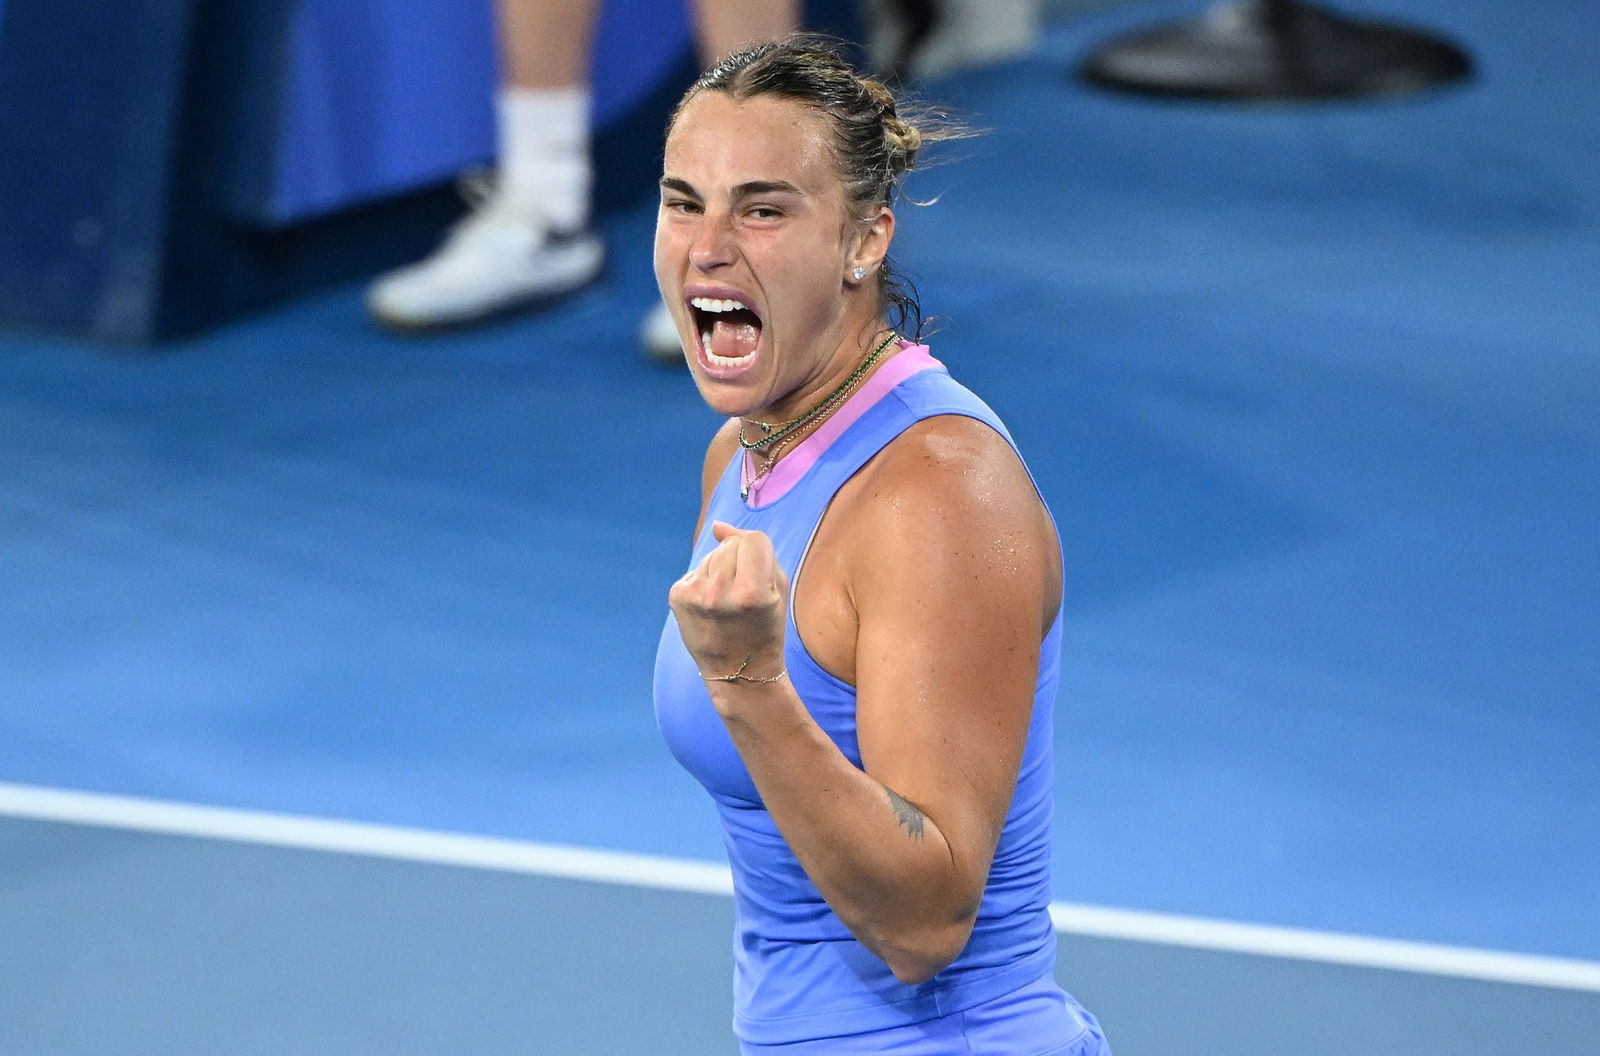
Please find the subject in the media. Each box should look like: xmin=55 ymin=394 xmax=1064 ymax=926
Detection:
xmin=761 ymin=309 xmax=892 ymax=419
xmin=740 ymin=324 xmax=898 ymax=468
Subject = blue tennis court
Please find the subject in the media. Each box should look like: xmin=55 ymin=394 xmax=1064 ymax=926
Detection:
xmin=3 ymin=2 xmax=1598 ymax=1053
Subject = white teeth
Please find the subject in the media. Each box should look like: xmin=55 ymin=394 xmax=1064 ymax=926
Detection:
xmin=689 ymin=296 xmax=751 ymax=314
xmin=699 ymin=327 xmax=756 ymax=367
xmin=690 ymin=296 xmax=759 ymax=367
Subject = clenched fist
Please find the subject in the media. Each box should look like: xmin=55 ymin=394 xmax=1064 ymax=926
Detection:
xmin=669 ymin=521 xmax=790 ymax=691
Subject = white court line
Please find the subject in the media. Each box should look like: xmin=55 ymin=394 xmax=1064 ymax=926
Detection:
xmin=1046 ymin=903 xmax=1600 ymax=993
xmin=4 ymin=780 xmax=1599 ymax=995
xmin=0 ymin=781 xmax=733 ymax=896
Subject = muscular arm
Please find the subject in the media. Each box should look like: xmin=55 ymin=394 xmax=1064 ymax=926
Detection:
xmin=690 ymin=416 xmax=1060 ymax=984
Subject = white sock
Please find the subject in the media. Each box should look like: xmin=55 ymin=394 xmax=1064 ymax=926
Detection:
xmin=496 ymin=86 xmax=592 ymax=231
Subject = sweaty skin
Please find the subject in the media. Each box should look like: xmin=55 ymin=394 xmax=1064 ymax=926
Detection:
xmin=661 ymin=93 xmax=1061 ymax=985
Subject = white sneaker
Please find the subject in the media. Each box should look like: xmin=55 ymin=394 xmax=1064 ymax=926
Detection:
xmin=640 ymin=299 xmax=687 ymax=365
xmin=367 ymin=181 xmax=603 ymax=331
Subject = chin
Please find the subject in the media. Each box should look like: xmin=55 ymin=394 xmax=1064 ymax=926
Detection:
xmin=691 ymin=373 xmax=766 ymax=420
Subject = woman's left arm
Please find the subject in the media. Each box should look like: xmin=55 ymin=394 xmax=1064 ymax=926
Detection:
xmin=669 ymin=416 xmax=1059 ymax=985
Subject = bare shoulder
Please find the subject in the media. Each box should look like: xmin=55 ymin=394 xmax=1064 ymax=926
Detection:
xmin=842 ymin=414 xmax=1061 ymax=622
xmin=853 ymin=414 xmax=1049 ymax=534
xmin=703 ymin=417 xmax=742 ymax=495
xmin=695 ymin=418 xmax=742 ymax=533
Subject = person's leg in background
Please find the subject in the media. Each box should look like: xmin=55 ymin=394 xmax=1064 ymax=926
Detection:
xmin=639 ymin=0 xmax=801 ymax=361
xmin=368 ymin=0 xmax=799 ymax=345
xmin=367 ymin=0 xmax=605 ymax=331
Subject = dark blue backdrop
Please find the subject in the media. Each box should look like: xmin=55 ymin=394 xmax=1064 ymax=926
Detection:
xmin=0 ymin=0 xmax=698 ymax=342
xmin=0 ymin=0 xmax=859 ymax=342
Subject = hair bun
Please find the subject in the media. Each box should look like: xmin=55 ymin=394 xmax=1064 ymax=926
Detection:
xmin=883 ymin=114 xmax=923 ymax=176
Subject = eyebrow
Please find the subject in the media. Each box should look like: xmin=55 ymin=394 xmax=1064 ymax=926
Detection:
xmin=659 ymin=177 xmax=806 ymax=200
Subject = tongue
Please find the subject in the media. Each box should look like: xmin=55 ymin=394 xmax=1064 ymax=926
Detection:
xmin=710 ymin=316 xmax=760 ymax=360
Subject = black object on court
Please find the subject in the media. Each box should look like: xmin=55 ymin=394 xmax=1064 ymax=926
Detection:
xmin=1077 ymin=1 xmax=1471 ymax=101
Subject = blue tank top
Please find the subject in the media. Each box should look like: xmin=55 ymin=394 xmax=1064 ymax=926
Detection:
xmin=654 ymin=349 xmax=1063 ymax=1046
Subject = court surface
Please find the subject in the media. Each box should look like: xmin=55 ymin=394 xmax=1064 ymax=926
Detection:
xmin=2 ymin=1 xmax=1598 ymax=1053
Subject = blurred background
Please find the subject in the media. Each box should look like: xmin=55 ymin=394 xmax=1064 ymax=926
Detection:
xmin=1 ymin=1 xmax=1597 ymax=1053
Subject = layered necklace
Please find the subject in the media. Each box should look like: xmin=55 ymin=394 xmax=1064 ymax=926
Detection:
xmin=738 ymin=330 xmax=898 ymax=500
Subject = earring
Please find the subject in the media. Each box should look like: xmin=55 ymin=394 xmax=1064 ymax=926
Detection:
xmin=852 ymin=266 xmax=867 ymax=282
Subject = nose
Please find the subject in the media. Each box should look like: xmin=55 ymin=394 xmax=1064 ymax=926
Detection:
xmin=688 ymin=211 xmax=736 ymax=274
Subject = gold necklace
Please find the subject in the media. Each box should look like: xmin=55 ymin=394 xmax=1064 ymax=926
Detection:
xmin=738 ymin=332 xmax=898 ymax=455
xmin=740 ymin=419 xmax=805 ymax=501
xmin=740 ymin=332 xmax=894 ymax=500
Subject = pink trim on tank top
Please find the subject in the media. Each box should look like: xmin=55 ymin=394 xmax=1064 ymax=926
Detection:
xmin=744 ymin=341 xmax=939 ymax=507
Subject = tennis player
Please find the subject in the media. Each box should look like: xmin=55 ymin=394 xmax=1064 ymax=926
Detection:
xmin=653 ymin=36 xmax=1110 ymax=1055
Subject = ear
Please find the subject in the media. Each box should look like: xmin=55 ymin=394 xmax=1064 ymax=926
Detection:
xmin=846 ymin=206 xmax=896 ymax=286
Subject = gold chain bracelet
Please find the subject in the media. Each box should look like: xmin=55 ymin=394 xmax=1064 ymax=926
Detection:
xmin=699 ymin=652 xmax=788 ymax=685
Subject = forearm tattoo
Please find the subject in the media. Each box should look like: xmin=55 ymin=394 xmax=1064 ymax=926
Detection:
xmin=885 ymin=787 xmax=926 ymax=840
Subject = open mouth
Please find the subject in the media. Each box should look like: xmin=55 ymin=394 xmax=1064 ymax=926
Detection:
xmin=689 ymin=296 xmax=764 ymax=371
